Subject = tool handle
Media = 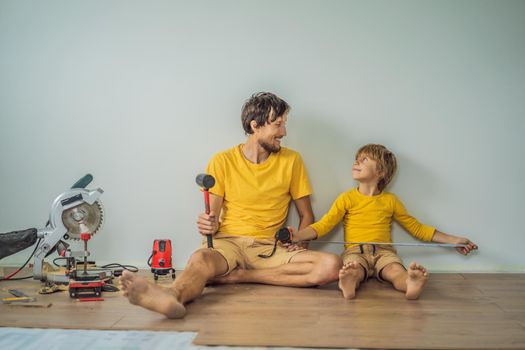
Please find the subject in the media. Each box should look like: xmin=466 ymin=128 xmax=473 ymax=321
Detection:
xmin=204 ymin=190 xmax=211 ymax=214
xmin=71 ymin=174 xmax=93 ymax=189
xmin=0 ymin=228 xmax=38 ymax=260
xmin=203 ymin=189 xmax=213 ymax=248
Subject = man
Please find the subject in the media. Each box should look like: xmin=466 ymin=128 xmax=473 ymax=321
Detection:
xmin=120 ymin=92 xmax=341 ymax=318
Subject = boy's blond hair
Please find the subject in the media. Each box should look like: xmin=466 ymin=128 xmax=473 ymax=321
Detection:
xmin=356 ymin=144 xmax=397 ymax=192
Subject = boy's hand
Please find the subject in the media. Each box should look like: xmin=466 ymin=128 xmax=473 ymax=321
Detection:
xmin=432 ymin=230 xmax=478 ymax=255
xmin=455 ymin=237 xmax=478 ymax=255
xmin=196 ymin=211 xmax=219 ymax=236
xmin=283 ymin=227 xmax=309 ymax=252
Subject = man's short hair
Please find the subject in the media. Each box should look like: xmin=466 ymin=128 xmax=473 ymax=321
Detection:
xmin=241 ymin=92 xmax=290 ymax=135
xmin=356 ymin=144 xmax=397 ymax=192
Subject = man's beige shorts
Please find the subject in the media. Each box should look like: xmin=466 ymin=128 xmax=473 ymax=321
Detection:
xmin=342 ymin=244 xmax=404 ymax=282
xmin=200 ymin=233 xmax=306 ymax=275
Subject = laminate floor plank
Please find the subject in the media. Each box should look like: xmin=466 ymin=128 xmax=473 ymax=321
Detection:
xmin=1 ymin=272 xmax=524 ymax=349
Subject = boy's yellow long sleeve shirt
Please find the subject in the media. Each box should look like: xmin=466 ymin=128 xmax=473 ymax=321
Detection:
xmin=310 ymin=188 xmax=435 ymax=247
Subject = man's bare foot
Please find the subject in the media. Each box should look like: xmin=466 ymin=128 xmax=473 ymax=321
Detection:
xmin=211 ymin=268 xmax=244 ymax=284
xmin=405 ymin=262 xmax=428 ymax=300
xmin=119 ymin=270 xmax=186 ymax=319
xmin=338 ymin=262 xmax=363 ymax=299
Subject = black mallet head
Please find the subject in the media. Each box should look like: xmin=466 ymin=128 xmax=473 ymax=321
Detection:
xmin=196 ymin=173 xmax=215 ymax=189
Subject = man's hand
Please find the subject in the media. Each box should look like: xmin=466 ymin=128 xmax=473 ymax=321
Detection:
xmin=197 ymin=210 xmax=219 ymax=236
xmin=286 ymin=241 xmax=309 ymax=251
xmin=454 ymin=237 xmax=478 ymax=255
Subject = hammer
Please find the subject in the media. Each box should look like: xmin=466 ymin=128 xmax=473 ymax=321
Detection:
xmin=195 ymin=173 xmax=216 ymax=248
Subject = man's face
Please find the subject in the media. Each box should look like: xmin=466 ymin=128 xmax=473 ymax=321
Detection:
xmin=255 ymin=113 xmax=288 ymax=153
xmin=352 ymin=153 xmax=381 ymax=182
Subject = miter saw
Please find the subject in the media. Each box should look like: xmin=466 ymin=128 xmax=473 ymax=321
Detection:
xmin=0 ymin=174 xmax=106 ymax=287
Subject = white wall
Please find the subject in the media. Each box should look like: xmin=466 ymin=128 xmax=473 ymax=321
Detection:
xmin=1 ymin=0 xmax=524 ymax=272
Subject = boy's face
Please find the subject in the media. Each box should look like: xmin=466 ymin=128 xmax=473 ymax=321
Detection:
xmin=352 ymin=153 xmax=381 ymax=183
xmin=253 ymin=113 xmax=288 ymax=153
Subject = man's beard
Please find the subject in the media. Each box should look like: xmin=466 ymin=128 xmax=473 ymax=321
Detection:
xmin=259 ymin=139 xmax=281 ymax=154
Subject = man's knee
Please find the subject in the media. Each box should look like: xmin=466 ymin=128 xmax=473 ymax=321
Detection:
xmin=187 ymin=248 xmax=223 ymax=276
xmin=310 ymin=253 xmax=342 ymax=285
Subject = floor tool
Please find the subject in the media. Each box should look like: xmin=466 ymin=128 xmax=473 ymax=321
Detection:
xmin=274 ymin=228 xmax=469 ymax=248
xmin=0 ymin=174 xmax=106 ymax=285
xmin=147 ymin=239 xmax=176 ymax=281
xmin=1 ymin=289 xmax=37 ymax=303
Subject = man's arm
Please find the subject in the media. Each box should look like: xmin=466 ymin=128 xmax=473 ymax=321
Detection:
xmin=294 ymin=195 xmax=314 ymax=230
xmin=290 ymin=195 xmax=317 ymax=242
xmin=196 ymin=193 xmax=224 ymax=236
xmin=284 ymin=196 xmax=315 ymax=250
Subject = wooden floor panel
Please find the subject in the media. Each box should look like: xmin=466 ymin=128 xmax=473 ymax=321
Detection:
xmin=1 ymin=273 xmax=524 ymax=349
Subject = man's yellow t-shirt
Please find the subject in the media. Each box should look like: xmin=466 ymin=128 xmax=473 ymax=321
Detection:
xmin=310 ymin=188 xmax=436 ymax=248
xmin=206 ymin=144 xmax=312 ymax=239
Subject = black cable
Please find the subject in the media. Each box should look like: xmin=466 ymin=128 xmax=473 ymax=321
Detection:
xmin=51 ymin=258 xmax=138 ymax=277
xmin=258 ymin=239 xmax=279 ymax=259
xmin=53 ymin=257 xmax=68 ymax=267
xmin=258 ymin=228 xmax=293 ymax=259
xmin=100 ymin=263 xmax=139 ymax=274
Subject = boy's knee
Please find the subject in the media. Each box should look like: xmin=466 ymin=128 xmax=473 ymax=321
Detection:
xmin=311 ymin=254 xmax=342 ymax=285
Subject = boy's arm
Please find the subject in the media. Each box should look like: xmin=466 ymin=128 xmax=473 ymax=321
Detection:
xmin=290 ymin=226 xmax=318 ymax=242
xmin=392 ymin=196 xmax=436 ymax=241
xmin=431 ymin=230 xmax=478 ymax=255
xmin=393 ymin=196 xmax=478 ymax=255
xmin=290 ymin=192 xmax=349 ymax=242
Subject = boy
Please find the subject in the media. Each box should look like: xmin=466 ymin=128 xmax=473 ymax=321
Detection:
xmin=289 ymin=144 xmax=477 ymax=300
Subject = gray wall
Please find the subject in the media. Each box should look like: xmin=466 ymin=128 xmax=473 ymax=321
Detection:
xmin=1 ymin=0 xmax=524 ymax=272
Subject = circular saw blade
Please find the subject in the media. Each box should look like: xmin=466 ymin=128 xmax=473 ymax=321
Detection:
xmin=62 ymin=201 xmax=104 ymax=240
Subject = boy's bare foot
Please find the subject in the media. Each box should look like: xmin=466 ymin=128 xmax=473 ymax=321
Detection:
xmin=119 ymin=270 xmax=186 ymax=319
xmin=338 ymin=262 xmax=362 ymax=299
xmin=405 ymin=261 xmax=428 ymax=300
xmin=211 ymin=268 xmax=244 ymax=284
